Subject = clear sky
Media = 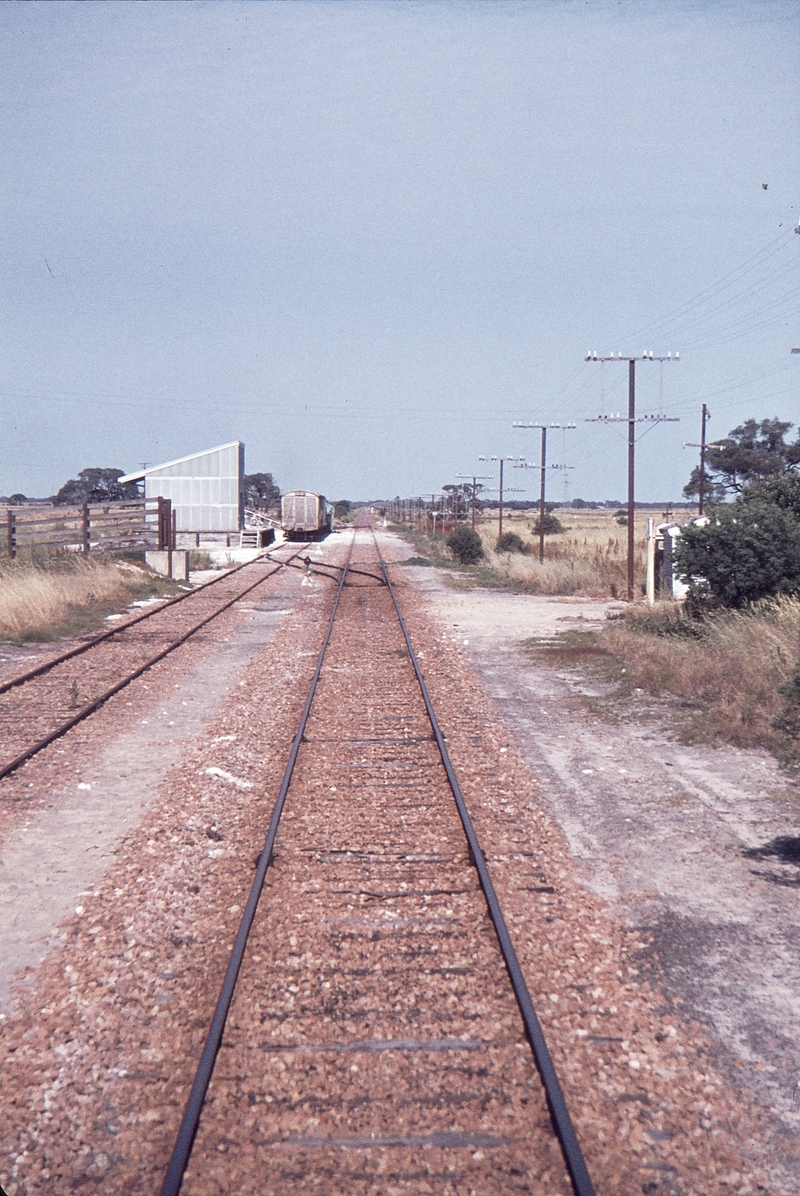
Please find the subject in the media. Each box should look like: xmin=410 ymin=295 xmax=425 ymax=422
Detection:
xmin=1 ymin=0 xmax=798 ymax=503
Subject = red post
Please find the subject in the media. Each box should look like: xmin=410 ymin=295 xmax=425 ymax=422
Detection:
xmin=82 ymin=504 xmax=90 ymax=554
xmin=6 ymin=509 xmax=16 ymax=560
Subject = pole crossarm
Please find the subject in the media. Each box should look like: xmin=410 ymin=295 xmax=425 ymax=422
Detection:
xmin=512 ymin=422 xmax=577 ymax=430
xmin=585 ymin=352 xmax=679 ymax=361
xmin=586 ymin=414 xmax=679 ymax=423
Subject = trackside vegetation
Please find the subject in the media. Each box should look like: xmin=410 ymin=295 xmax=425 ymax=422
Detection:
xmin=0 ymin=554 xmax=179 ymax=643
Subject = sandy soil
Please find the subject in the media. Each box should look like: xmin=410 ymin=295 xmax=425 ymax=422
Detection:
xmin=403 ymin=562 xmax=800 ymax=1179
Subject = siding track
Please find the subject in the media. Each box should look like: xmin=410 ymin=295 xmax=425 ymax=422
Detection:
xmin=160 ymin=527 xmax=595 ymax=1196
xmin=0 ymin=544 xmax=309 ymax=782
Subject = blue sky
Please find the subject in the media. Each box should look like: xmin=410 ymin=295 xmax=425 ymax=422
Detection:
xmin=1 ymin=0 xmax=798 ymax=502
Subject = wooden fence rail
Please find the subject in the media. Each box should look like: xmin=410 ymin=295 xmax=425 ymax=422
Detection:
xmin=2 ymin=498 xmax=176 ymax=559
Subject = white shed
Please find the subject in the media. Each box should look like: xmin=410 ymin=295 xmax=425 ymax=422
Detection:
xmin=120 ymin=442 xmax=244 ymax=532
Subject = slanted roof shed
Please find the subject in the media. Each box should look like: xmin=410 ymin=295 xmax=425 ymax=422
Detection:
xmin=120 ymin=441 xmax=244 ymax=532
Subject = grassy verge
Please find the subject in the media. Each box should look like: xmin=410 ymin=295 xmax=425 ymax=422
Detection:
xmin=523 ymin=598 xmax=800 ymax=762
xmin=0 ymin=552 xmax=182 ymax=643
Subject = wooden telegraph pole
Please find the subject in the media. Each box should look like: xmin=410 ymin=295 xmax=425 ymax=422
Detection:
xmin=585 ymin=352 xmax=679 ymax=601
xmin=512 ymin=423 xmax=576 ymax=562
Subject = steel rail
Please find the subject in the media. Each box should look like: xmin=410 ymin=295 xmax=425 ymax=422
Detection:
xmin=373 ymin=530 xmax=596 ymax=1196
xmin=0 ymin=545 xmax=306 ymax=697
xmin=158 ymin=533 xmax=356 ymax=1196
xmin=0 ymin=547 xmax=309 ymax=783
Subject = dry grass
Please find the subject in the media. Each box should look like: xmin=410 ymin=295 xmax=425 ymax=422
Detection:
xmin=475 ymin=508 xmax=662 ymax=597
xmin=398 ymin=507 xmax=689 ymax=597
xmin=0 ymin=553 xmax=171 ymax=642
xmin=599 ymin=596 xmax=800 ymax=752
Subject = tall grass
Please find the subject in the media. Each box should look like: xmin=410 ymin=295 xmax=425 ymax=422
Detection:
xmin=471 ymin=508 xmax=665 ymax=597
xmin=0 ymin=554 xmax=165 ymax=641
xmin=600 ymin=596 xmax=800 ymax=752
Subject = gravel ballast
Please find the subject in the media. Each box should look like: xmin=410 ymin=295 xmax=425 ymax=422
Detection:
xmin=0 ymin=529 xmax=783 ymax=1194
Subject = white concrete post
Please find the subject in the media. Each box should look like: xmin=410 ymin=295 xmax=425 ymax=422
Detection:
xmin=645 ymin=518 xmax=656 ymax=606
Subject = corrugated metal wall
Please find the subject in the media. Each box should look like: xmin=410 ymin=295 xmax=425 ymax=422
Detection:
xmin=144 ymin=442 xmax=244 ymax=531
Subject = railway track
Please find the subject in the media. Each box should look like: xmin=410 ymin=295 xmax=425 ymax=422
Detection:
xmin=160 ymin=527 xmax=595 ymax=1196
xmin=0 ymin=543 xmax=310 ymax=782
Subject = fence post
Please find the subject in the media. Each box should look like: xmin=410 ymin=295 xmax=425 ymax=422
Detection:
xmin=6 ymin=509 xmax=16 ymax=560
xmin=158 ymin=498 xmax=172 ymax=550
xmin=82 ymin=504 xmax=90 ymax=554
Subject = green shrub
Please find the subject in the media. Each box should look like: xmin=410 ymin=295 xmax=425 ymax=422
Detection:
xmin=496 ymin=532 xmax=528 ymax=554
xmin=446 ymin=525 xmax=484 ymax=564
xmin=532 ymin=514 xmax=565 ymax=536
xmin=675 ymin=500 xmax=800 ymax=610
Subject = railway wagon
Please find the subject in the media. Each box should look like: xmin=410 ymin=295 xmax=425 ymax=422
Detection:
xmin=280 ymin=489 xmax=333 ymax=540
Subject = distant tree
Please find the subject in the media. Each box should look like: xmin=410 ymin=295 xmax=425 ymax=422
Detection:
xmin=683 ymin=417 xmax=800 ymax=502
xmin=7 ymin=493 xmax=27 ymax=506
xmin=447 ymin=525 xmax=484 ymax=565
xmin=333 ymin=500 xmax=352 ymax=519
xmin=442 ymin=483 xmax=476 ymax=520
xmin=243 ymin=472 xmax=280 ymax=510
xmin=55 ymin=468 xmax=138 ymax=506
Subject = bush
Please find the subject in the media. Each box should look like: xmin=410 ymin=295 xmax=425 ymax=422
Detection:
xmin=496 ymin=532 xmax=528 ymax=554
xmin=446 ymin=525 xmax=484 ymax=564
xmin=532 ymin=514 xmax=565 ymax=536
xmin=675 ymin=500 xmax=800 ymax=610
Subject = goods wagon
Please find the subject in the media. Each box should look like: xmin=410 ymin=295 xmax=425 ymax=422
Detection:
xmin=281 ymin=490 xmax=333 ymax=540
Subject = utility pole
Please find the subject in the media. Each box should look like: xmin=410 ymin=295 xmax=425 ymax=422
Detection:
xmin=478 ymin=456 xmax=525 ymax=538
xmin=456 ymin=474 xmax=493 ymax=529
xmin=683 ymin=411 xmax=725 ymax=518
xmin=512 ymin=423 xmax=576 ymax=562
xmin=586 ymin=352 xmax=679 ymax=601
xmin=699 ymin=404 xmax=709 ymax=515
